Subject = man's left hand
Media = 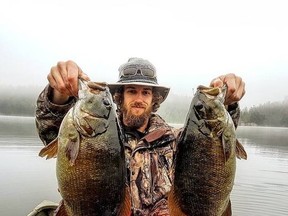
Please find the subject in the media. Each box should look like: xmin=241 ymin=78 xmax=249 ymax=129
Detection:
xmin=210 ymin=73 xmax=245 ymax=105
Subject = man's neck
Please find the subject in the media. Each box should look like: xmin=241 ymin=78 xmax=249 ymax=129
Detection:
xmin=137 ymin=122 xmax=148 ymax=133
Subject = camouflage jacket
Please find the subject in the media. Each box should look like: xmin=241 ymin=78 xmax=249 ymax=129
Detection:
xmin=35 ymin=85 xmax=240 ymax=216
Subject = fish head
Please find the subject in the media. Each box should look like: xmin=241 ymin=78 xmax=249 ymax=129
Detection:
xmin=73 ymin=81 xmax=115 ymax=137
xmin=193 ymin=85 xmax=227 ymax=136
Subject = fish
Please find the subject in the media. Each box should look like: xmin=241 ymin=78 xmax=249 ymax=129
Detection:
xmin=168 ymin=85 xmax=247 ymax=216
xmin=39 ymin=80 xmax=127 ymax=216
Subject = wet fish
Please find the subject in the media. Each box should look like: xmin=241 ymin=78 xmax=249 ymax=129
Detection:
xmin=169 ymin=85 xmax=247 ymax=216
xmin=39 ymin=80 xmax=126 ymax=216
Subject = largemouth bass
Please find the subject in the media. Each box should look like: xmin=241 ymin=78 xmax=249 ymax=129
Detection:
xmin=169 ymin=85 xmax=247 ymax=216
xmin=39 ymin=81 xmax=126 ymax=216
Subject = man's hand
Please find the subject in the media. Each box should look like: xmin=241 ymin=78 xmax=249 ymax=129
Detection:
xmin=210 ymin=73 xmax=245 ymax=105
xmin=47 ymin=60 xmax=90 ymax=104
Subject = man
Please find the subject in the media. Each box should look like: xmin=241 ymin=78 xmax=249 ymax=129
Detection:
xmin=35 ymin=57 xmax=245 ymax=215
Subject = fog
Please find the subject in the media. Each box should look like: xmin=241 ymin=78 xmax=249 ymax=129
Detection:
xmin=1 ymin=0 xmax=288 ymax=109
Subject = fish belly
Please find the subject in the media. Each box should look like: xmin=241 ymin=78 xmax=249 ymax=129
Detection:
xmin=56 ymin=111 xmax=126 ymax=216
xmin=169 ymin=89 xmax=236 ymax=216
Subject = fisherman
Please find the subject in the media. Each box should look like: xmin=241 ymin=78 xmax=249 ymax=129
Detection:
xmin=35 ymin=57 xmax=245 ymax=215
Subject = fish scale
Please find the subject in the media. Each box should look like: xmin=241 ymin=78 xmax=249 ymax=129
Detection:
xmin=168 ymin=85 xmax=245 ymax=216
xmin=39 ymin=81 xmax=127 ymax=216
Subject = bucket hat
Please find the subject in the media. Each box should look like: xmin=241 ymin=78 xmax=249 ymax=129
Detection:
xmin=108 ymin=57 xmax=170 ymax=103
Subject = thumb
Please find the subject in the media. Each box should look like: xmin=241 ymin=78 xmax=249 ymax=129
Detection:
xmin=210 ymin=77 xmax=224 ymax=87
xmin=78 ymin=67 xmax=90 ymax=81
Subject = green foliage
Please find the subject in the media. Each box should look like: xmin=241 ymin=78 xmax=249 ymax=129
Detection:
xmin=240 ymin=100 xmax=288 ymax=127
xmin=0 ymin=85 xmax=42 ymax=116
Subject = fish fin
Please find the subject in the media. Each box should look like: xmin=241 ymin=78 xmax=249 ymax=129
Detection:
xmin=221 ymin=200 xmax=232 ymax=216
xmin=236 ymin=139 xmax=248 ymax=160
xmin=54 ymin=200 xmax=68 ymax=216
xmin=117 ymin=186 xmax=132 ymax=216
xmin=38 ymin=138 xmax=58 ymax=159
xmin=167 ymin=186 xmax=187 ymax=216
xmin=221 ymin=134 xmax=228 ymax=162
xmin=65 ymin=133 xmax=81 ymax=166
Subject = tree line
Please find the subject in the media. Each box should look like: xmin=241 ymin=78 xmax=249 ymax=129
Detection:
xmin=0 ymin=85 xmax=42 ymax=116
xmin=239 ymin=98 xmax=288 ymax=127
xmin=0 ymin=85 xmax=287 ymax=127
xmin=159 ymin=95 xmax=288 ymax=127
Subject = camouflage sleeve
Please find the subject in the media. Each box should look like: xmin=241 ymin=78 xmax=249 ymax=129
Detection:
xmin=227 ymin=102 xmax=240 ymax=128
xmin=35 ymin=85 xmax=77 ymax=145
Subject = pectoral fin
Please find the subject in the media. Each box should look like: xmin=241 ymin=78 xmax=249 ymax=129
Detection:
xmin=221 ymin=134 xmax=228 ymax=162
xmin=38 ymin=138 xmax=58 ymax=159
xmin=65 ymin=132 xmax=81 ymax=166
xmin=236 ymin=139 xmax=248 ymax=160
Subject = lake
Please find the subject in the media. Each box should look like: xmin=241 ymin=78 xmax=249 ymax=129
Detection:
xmin=0 ymin=115 xmax=288 ymax=216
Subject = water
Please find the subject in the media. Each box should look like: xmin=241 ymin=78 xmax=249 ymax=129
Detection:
xmin=1 ymin=116 xmax=288 ymax=216
xmin=0 ymin=116 xmax=61 ymax=216
xmin=231 ymin=126 xmax=288 ymax=216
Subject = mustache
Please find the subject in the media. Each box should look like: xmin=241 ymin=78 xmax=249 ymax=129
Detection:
xmin=130 ymin=102 xmax=147 ymax=108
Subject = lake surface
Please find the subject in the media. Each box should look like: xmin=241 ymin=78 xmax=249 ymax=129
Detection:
xmin=1 ymin=115 xmax=288 ymax=216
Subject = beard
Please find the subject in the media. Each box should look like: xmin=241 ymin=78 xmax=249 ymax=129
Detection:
xmin=121 ymin=101 xmax=152 ymax=129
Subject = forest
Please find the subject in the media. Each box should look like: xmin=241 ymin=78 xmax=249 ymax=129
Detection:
xmin=0 ymin=85 xmax=287 ymax=127
xmin=159 ymin=94 xmax=288 ymax=127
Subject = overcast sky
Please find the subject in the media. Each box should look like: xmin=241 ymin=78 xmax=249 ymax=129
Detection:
xmin=1 ymin=0 xmax=288 ymax=108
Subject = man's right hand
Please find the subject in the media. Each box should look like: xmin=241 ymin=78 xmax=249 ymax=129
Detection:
xmin=47 ymin=60 xmax=90 ymax=104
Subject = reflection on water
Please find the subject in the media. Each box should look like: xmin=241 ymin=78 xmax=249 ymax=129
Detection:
xmin=232 ymin=126 xmax=288 ymax=216
xmin=0 ymin=116 xmax=288 ymax=216
xmin=0 ymin=116 xmax=61 ymax=216
xmin=237 ymin=126 xmax=288 ymax=147
xmin=0 ymin=115 xmax=38 ymax=137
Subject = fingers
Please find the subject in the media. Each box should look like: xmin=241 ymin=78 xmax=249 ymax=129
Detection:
xmin=78 ymin=67 xmax=90 ymax=82
xmin=210 ymin=76 xmax=225 ymax=88
xmin=47 ymin=60 xmax=90 ymax=101
xmin=64 ymin=61 xmax=81 ymax=97
xmin=210 ymin=73 xmax=245 ymax=105
xmin=225 ymin=74 xmax=245 ymax=105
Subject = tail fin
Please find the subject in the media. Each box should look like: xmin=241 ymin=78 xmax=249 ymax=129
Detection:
xmin=54 ymin=200 xmax=67 ymax=216
xmin=39 ymin=138 xmax=58 ymax=159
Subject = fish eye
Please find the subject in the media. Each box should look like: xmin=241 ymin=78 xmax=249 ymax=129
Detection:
xmin=194 ymin=102 xmax=206 ymax=120
xmin=194 ymin=102 xmax=204 ymax=111
xmin=103 ymin=98 xmax=111 ymax=106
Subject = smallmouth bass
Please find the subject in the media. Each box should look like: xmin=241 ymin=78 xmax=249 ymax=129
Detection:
xmin=39 ymin=80 xmax=127 ymax=216
xmin=169 ymin=85 xmax=247 ymax=216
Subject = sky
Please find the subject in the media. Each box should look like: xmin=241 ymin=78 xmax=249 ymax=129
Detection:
xmin=0 ymin=0 xmax=288 ymax=108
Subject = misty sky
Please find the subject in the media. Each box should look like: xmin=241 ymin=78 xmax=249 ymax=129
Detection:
xmin=1 ymin=0 xmax=288 ymax=108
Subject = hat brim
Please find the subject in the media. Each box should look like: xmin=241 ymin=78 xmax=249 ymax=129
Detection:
xmin=108 ymin=82 xmax=170 ymax=103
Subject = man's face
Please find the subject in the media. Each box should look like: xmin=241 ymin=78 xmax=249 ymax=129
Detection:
xmin=121 ymin=85 xmax=153 ymax=129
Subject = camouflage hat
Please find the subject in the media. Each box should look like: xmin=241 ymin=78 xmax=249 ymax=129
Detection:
xmin=108 ymin=57 xmax=170 ymax=103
